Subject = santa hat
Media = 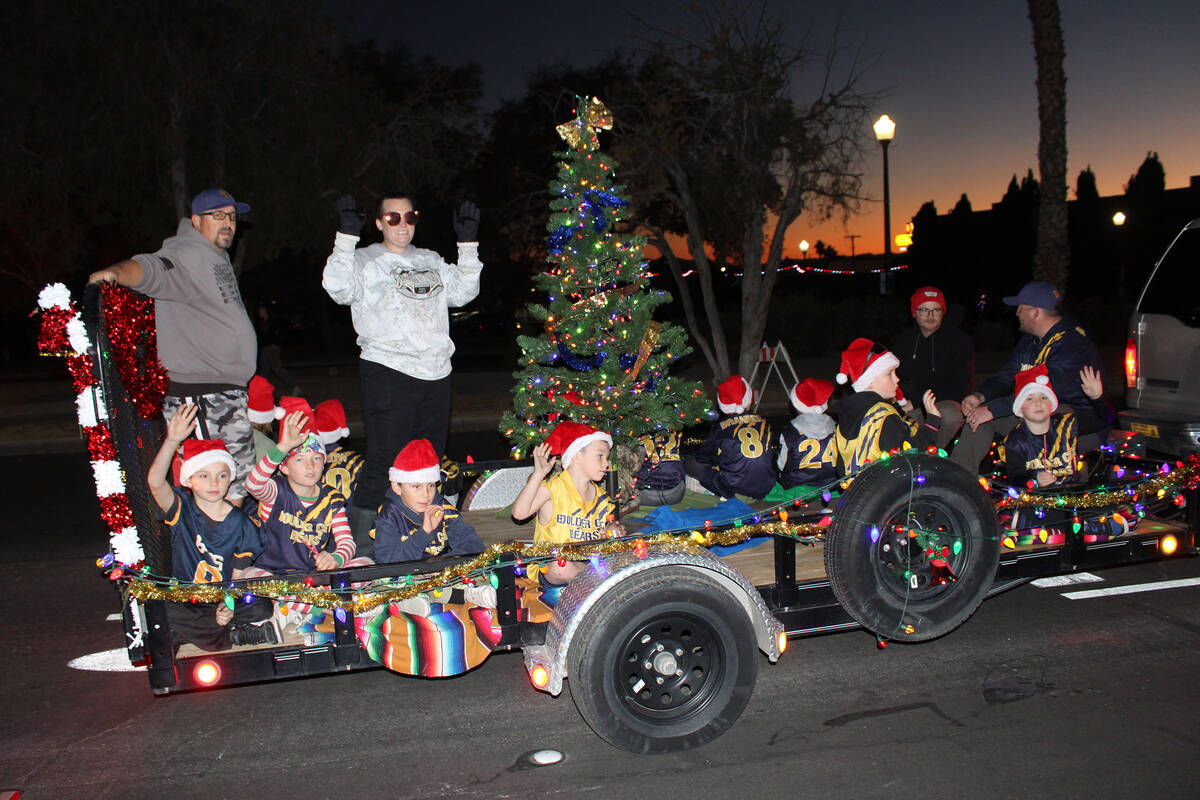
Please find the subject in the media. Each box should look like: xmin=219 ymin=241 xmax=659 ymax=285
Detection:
xmin=545 ymin=420 xmax=613 ymax=469
xmin=836 ymin=338 xmax=900 ymax=393
xmin=790 ymin=377 xmax=835 ymax=414
xmin=389 ymin=439 xmax=440 ymax=484
xmin=179 ymin=439 xmax=236 ymax=485
xmin=314 ymin=399 xmax=350 ymax=445
xmin=1013 ymin=364 xmax=1058 ymax=417
xmin=275 ymin=396 xmax=325 ymax=455
xmin=717 ymin=375 xmax=752 ymax=414
xmin=910 ymin=286 xmax=946 ymax=315
xmin=247 ymin=375 xmax=276 ymax=424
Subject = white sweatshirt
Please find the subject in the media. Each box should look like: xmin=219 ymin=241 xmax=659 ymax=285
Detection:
xmin=322 ymin=232 xmax=482 ymax=380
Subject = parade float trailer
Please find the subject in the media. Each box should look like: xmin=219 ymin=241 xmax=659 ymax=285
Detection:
xmin=40 ymin=284 xmax=1197 ymax=754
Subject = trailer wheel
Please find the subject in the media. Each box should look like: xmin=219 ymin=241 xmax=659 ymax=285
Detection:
xmin=824 ymin=454 xmax=1000 ymax=642
xmin=567 ymin=567 xmax=757 ymax=754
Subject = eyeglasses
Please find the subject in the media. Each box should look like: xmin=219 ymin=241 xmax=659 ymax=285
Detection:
xmin=198 ymin=210 xmax=238 ymax=221
xmin=915 ymin=307 xmax=943 ymax=316
xmin=382 ymin=210 xmax=420 ymax=226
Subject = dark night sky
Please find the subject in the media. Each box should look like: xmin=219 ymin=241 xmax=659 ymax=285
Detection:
xmin=331 ymin=1 xmax=1200 ymax=258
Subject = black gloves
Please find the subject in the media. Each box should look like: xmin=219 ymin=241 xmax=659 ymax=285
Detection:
xmin=453 ymin=201 xmax=480 ymax=242
xmin=336 ymin=195 xmax=364 ymax=235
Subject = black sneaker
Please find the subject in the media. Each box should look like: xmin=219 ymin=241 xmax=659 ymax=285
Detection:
xmin=231 ymin=618 xmax=280 ymax=646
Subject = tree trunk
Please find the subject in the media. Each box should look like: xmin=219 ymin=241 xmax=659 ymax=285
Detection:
xmin=1028 ymin=0 xmax=1069 ymax=290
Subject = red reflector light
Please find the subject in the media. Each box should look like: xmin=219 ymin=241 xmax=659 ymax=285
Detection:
xmin=194 ymin=661 xmax=221 ymax=686
xmin=1124 ymin=336 xmax=1137 ymax=388
xmin=530 ymin=665 xmax=549 ymax=688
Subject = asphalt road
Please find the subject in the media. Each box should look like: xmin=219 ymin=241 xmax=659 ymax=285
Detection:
xmin=4 ymin=453 xmax=1200 ymax=799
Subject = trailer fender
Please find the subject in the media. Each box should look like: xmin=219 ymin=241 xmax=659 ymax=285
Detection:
xmin=522 ymin=548 xmax=784 ymax=696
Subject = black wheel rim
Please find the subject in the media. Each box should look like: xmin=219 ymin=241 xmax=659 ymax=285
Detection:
xmin=871 ymin=497 xmax=973 ymax=604
xmin=615 ymin=612 xmax=724 ymax=720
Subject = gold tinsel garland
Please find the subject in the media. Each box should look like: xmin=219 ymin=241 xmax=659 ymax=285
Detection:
xmin=991 ymin=458 xmax=1198 ymax=511
xmin=122 ymin=521 xmax=826 ymax=614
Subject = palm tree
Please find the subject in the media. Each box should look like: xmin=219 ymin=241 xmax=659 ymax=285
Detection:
xmin=1028 ymin=0 xmax=1069 ymax=290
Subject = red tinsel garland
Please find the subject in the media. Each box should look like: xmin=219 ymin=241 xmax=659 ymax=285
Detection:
xmin=37 ymin=306 xmax=75 ymax=355
xmin=98 ymin=493 xmax=135 ymax=531
xmin=84 ymin=425 xmax=117 ymax=462
xmin=100 ymin=285 xmax=169 ymax=419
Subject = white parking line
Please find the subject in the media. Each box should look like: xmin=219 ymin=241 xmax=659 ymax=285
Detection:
xmin=1062 ymin=577 xmax=1200 ymax=600
xmin=1031 ymin=572 xmax=1103 ymax=588
xmin=68 ymin=648 xmax=146 ymax=672
xmin=105 ymin=613 xmax=122 ymax=621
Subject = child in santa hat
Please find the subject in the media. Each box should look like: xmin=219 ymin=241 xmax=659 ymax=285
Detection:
xmin=242 ymin=397 xmax=374 ymax=579
xmin=513 ymin=420 xmax=624 ymax=585
xmin=777 ymin=378 xmax=839 ymax=490
xmin=683 ymin=375 xmax=777 ymax=499
xmin=374 ymin=438 xmax=484 ymax=565
xmin=833 ymin=337 xmax=942 ymax=475
xmin=147 ymin=403 xmax=276 ymax=650
xmin=996 ymin=364 xmax=1082 ymax=488
xmin=247 ymin=375 xmax=278 ymax=460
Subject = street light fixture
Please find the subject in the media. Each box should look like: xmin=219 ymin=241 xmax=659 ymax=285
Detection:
xmin=873 ymin=114 xmax=895 ymax=295
xmin=799 ymin=239 xmax=809 ymax=260
xmin=1112 ymin=211 xmax=1126 ymax=226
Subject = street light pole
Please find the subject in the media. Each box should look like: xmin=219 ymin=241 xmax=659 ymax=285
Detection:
xmin=873 ymin=114 xmax=895 ymax=295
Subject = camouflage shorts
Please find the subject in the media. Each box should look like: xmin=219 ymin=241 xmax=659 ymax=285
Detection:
xmin=163 ymin=389 xmax=255 ymax=500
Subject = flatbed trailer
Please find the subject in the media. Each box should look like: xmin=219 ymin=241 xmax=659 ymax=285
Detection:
xmin=39 ymin=283 xmax=1199 ymax=754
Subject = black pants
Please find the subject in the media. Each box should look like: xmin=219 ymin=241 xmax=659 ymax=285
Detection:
xmin=356 ymin=359 xmax=452 ymax=510
xmin=167 ymin=598 xmax=272 ymax=652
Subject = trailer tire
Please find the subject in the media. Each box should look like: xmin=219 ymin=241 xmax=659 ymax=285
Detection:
xmin=567 ymin=567 xmax=757 ymax=753
xmin=824 ymin=454 xmax=1000 ymax=642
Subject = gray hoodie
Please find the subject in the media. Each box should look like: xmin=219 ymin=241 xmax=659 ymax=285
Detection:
xmin=132 ymin=218 xmax=257 ymax=387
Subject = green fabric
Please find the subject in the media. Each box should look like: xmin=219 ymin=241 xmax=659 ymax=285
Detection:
xmin=763 ymin=482 xmax=825 ymax=503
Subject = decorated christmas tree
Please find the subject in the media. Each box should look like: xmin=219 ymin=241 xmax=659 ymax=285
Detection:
xmin=501 ymin=97 xmax=711 ymax=470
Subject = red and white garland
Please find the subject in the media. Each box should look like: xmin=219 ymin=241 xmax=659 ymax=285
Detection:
xmin=37 ymin=282 xmax=148 ymax=567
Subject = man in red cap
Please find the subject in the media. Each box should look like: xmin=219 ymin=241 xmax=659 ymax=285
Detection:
xmin=889 ymin=285 xmax=973 ymax=449
xmin=682 ymin=375 xmax=777 ymax=499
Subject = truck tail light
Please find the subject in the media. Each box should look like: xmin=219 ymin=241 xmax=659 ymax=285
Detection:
xmin=1124 ymin=336 xmax=1137 ymax=388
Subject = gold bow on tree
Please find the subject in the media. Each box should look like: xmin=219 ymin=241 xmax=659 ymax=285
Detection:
xmin=556 ymin=96 xmax=613 ymax=151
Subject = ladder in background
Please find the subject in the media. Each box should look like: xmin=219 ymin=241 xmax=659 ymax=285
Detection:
xmin=747 ymin=342 xmax=799 ymax=412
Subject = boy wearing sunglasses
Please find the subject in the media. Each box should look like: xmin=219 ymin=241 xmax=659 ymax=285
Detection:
xmin=322 ymin=192 xmax=482 ymax=555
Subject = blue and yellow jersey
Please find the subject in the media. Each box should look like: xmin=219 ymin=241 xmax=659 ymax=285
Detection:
xmin=533 ymin=471 xmax=615 ymax=544
xmin=835 ymin=394 xmax=934 ymax=476
xmin=999 ymin=411 xmax=1078 ymax=486
xmin=694 ymin=413 xmax=778 ymax=498
xmin=164 ymin=487 xmax=264 ymax=584
xmin=322 ymin=445 xmax=363 ymax=508
xmin=635 ymin=431 xmax=684 ymax=491
xmin=777 ymin=421 xmax=838 ymax=489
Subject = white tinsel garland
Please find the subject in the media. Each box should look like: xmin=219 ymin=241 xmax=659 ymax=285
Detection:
xmin=77 ymin=388 xmax=104 ymax=428
xmin=66 ymin=315 xmax=91 ymax=355
xmin=37 ymin=282 xmax=71 ymax=310
xmin=92 ymin=459 xmax=126 ymax=497
xmin=110 ymin=527 xmax=145 ymax=566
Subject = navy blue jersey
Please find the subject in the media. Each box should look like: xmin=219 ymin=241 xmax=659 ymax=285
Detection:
xmin=635 ymin=431 xmax=685 ymax=491
xmin=163 ymin=487 xmax=265 ymax=583
xmin=694 ymin=413 xmax=778 ymax=499
xmin=998 ymin=412 xmax=1078 ymax=487
xmin=835 ymin=391 xmax=939 ymax=476
xmin=777 ymin=419 xmax=839 ymax=489
xmin=256 ymin=477 xmax=347 ymax=573
xmin=373 ymin=487 xmax=484 ymax=563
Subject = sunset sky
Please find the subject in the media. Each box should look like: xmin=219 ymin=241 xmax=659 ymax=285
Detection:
xmin=338 ymin=1 xmax=1199 ymax=261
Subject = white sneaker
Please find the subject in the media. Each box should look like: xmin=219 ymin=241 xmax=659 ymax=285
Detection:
xmin=392 ymin=595 xmax=431 ymax=616
xmin=463 ymin=583 xmax=497 ymax=608
xmin=274 ymin=603 xmax=303 ymax=632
